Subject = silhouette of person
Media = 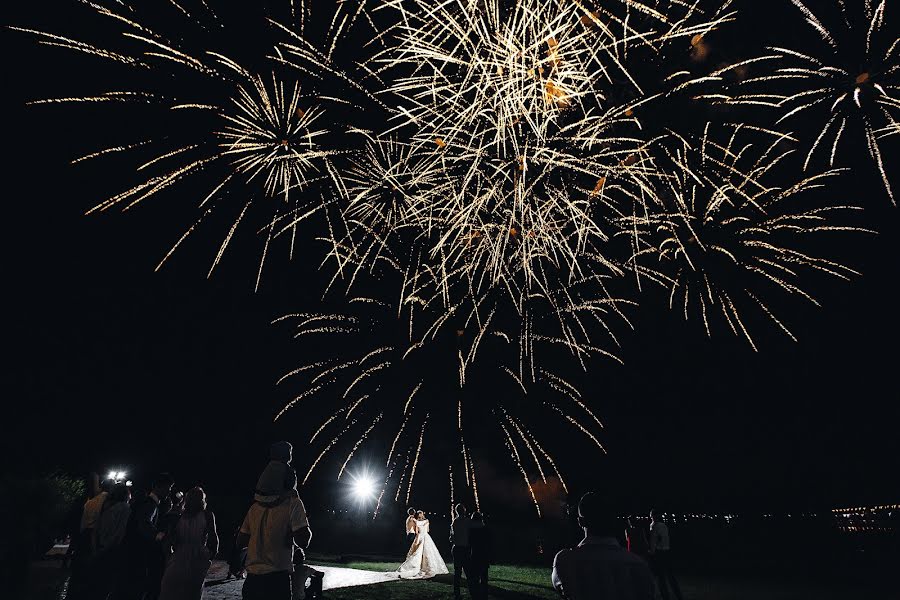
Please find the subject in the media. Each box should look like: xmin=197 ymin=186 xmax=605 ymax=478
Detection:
xmin=450 ymin=504 xmax=472 ymax=599
xmin=405 ymin=507 xmax=417 ymax=545
xmin=118 ymin=473 xmax=174 ymax=600
xmin=468 ymin=511 xmax=492 ymax=600
xmin=626 ymin=517 xmax=649 ymax=556
xmin=237 ymin=456 xmax=312 ymax=600
xmin=552 ymin=492 xmax=658 ymax=600
xmin=649 ymin=510 xmax=683 ymax=600
xmin=159 ymin=487 xmax=219 ymax=600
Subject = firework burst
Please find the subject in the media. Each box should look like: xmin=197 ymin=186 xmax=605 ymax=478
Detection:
xmin=619 ymin=124 xmax=869 ymax=350
xmin=13 ymin=0 xmax=377 ymax=287
xmin=351 ymin=0 xmax=737 ymax=295
xmin=696 ymin=0 xmax=900 ymax=203
xmin=11 ymin=0 xmax=879 ymax=513
xmin=273 ymin=293 xmax=609 ymax=515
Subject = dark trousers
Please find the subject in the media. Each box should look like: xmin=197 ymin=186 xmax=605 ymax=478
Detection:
xmin=146 ymin=551 xmax=165 ymax=600
xmin=468 ymin=559 xmax=489 ymax=600
xmin=65 ymin=530 xmax=94 ymax=600
xmin=406 ymin=532 xmax=416 ymax=545
xmin=243 ymin=571 xmax=292 ymax=600
xmin=452 ymin=545 xmax=471 ymax=598
xmin=651 ymin=551 xmax=683 ymax=600
xmin=113 ymin=547 xmax=152 ymax=600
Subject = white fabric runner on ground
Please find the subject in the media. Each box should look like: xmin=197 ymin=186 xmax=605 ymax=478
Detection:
xmin=310 ymin=564 xmax=397 ymax=589
xmin=202 ymin=561 xmax=396 ymax=600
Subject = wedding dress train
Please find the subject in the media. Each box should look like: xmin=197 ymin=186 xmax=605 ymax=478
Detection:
xmin=397 ymin=519 xmax=449 ymax=579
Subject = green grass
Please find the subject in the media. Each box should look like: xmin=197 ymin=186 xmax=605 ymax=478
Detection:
xmin=313 ymin=562 xmax=555 ymax=600
xmin=312 ymin=561 xmax=888 ymax=600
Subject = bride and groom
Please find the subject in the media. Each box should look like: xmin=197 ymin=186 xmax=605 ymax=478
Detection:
xmin=397 ymin=508 xmax=449 ymax=579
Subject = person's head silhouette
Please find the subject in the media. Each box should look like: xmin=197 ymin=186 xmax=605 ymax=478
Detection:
xmin=454 ymin=503 xmax=468 ymax=518
xmin=151 ymin=473 xmax=175 ymax=499
xmin=577 ymin=492 xmax=619 ymax=538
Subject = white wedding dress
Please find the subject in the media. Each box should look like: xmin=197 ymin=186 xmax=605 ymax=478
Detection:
xmin=397 ymin=519 xmax=449 ymax=579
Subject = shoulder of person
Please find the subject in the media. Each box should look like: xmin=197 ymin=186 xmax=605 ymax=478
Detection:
xmin=552 ymin=547 xmax=573 ymax=565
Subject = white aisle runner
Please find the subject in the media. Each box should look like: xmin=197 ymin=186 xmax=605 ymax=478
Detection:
xmin=310 ymin=564 xmax=397 ymax=589
xmin=203 ymin=561 xmax=396 ymax=599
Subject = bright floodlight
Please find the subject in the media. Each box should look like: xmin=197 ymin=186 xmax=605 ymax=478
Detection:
xmin=352 ymin=476 xmax=376 ymax=500
xmin=107 ymin=471 xmax=116 ymax=481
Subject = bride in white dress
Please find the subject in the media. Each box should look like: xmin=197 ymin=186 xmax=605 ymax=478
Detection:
xmin=397 ymin=511 xmax=449 ymax=579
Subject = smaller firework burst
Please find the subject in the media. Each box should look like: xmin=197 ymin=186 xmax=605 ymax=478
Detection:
xmin=694 ymin=0 xmax=899 ymax=203
xmin=618 ymin=124 xmax=868 ymax=350
xmin=272 ymin=288 xmax=612 ymax=515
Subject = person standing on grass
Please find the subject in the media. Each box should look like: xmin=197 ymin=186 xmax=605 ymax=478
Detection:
xmin=552 ymin=492 xmax=659 ymax=600
xmin=626 ymin=517 xmax=649 ymax=557
xmin=94 ymin=483 xmax=133 ymax=599
xmin=648 ymin=510 xmax=683 ymax=600
xmin=405 ymin=507 xmax=418 ymax=545
xmin=450 ymin=503 xmax=472 ymax=600
xmin=468 ymin=511 xmax=492 ymax=600
xmin=159 ymin=487 xmax=219 ymax=600
xmin=119 ymin=473 xmax=175 ymax=600
xmin=67 ymin=477 xmax=112 ymax=600
xmin=235 ymin=481 xmax=312 ymax=600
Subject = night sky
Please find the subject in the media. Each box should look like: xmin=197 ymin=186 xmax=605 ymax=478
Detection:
xmin=3 ymin=0 xmax=898 ymax=521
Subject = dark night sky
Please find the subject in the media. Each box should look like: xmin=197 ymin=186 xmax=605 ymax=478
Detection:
xmin=2 ymin=1 xmax=898 ymax=520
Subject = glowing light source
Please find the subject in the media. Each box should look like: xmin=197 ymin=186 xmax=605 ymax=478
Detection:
xmin=350 ymin=474 xmax=377 ymax=501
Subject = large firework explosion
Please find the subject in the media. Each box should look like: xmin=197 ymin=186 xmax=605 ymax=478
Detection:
xmin=12 ymin=0 xmax=892 ymax=512
xmin=272 ymin=292 xmax=611 ymax=517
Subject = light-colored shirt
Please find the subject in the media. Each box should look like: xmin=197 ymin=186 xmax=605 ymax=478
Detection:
xmin=240 ymin=497 xmax=309 ymax=575
xmin=406 ymin=515 xmax=417 ymax=534
xmin=80 ymin=492 xmax=108 ymax=531
xmin=552 ymin=536 xmax=659 ymax=600
xmin=451 ymin=515 xmax=471 ymax=547
xmin=649 ymin=521 xmax=670 ymax=552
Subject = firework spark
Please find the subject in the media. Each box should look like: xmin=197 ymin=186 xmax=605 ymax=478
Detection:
xmin=618 ymin=124 xmax=869 ymax=349
xmin=695 ymin=0 xmax=899 ymax=203
xmin=275 ymin=293 xmax=606 ymax=513
xmin=13 ymin=0 xmax=877 ymax=514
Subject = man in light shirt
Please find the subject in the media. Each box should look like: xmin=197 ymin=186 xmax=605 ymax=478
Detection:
xmin=649 ymin=510 xmax=683 ymax=600
xmin=552 ymin=493 xmax=659 ymax=600
xmin=236 ymin=491 xmax=312 ymax=600
xmin=80 ymin=482 xmax=110 ymax=535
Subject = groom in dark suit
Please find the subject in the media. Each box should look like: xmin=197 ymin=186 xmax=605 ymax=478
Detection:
xmin=450 ymin=504 xmax=472 ymax=600
xmin=468 ymin=512 xmax=492 ymax=600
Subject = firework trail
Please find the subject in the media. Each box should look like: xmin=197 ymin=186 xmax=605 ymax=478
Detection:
xmin=12 ymin=0 xmax=877 ymax=513
xmin=695 ymin=0 xmax=899 ymax=203
xmin=13 ymin=0 xmax=384 ymax=287
xmin=350 ymin=0 xmax=738 ymax=296
xmin=274 ymin=291 xmax=608 ymax=513
xmin=617 ymin=124 xmax=869 ymax=349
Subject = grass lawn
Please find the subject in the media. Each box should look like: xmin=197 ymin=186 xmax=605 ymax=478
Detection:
xmin=317 ymin=562 xmax=555 ymax=600
xmin=314 ymin=561 xmax=887 ymax=600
